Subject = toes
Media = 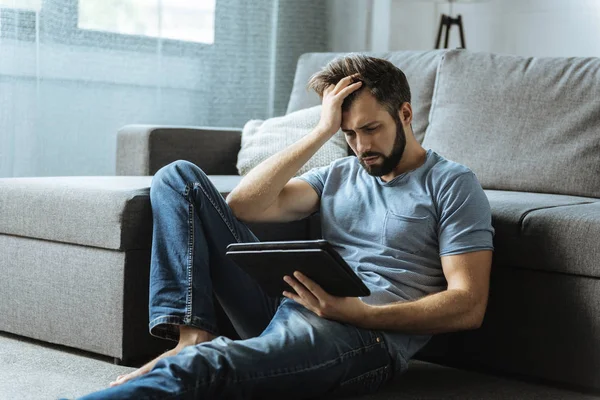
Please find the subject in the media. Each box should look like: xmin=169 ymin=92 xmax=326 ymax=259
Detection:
xmin=110 ymin=373 xmax=132 ymax=387
xmin=109 ymin=365 xmax=152 ymax=387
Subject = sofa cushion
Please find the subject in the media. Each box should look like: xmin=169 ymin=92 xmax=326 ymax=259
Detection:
xmin=236 ymin=106 xmax=347 ymax=177
xmin=484 ymin=190 xmax=599 ymax=276
xmin=521 ymin=201 xmax=600 ymax=277
xmin=422 ymin=49 xmax=600 ymax=198
xmin=287 ymin=50 xmax=446 ymax=144
xmin=203 ymin=175 xmax=244 ymax=196
xmin=0 ymin=176 xmax=244 ymax=251
xmin=0 ymin=176 xmax=153 ymax=251
xmin=0 ymin=175 xmax=315 ymax=251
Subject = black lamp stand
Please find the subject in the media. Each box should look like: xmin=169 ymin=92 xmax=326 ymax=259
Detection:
xmin=435 ymin=14 xmax=466 ymax=49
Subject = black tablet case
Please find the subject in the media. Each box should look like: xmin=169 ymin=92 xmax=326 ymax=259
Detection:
xmin=225 ymin=240 xmax=371 ymax=298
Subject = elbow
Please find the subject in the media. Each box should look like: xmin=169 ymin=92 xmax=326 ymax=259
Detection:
xmin=466 ymin=302 xmax=488 ymax=330
xmin=225 ymin=193 xmax=262 ymax=222
xmin=461 ymin=314 xmax=483 ymax=331
xmin=468 ymin=314 xmax=484 ymax=330
xmin=225 ymin=194 xmax=246 ymax=221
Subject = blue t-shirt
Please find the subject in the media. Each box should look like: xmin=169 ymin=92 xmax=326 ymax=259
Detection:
xmin=298 ymin=149 xmax=495 ymax=369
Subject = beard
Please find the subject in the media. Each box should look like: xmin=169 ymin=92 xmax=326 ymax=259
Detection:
xmin=359 ymin=119 xmax=407 ymax=177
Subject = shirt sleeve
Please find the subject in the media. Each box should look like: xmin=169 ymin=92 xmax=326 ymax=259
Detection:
xmin=296 ymin=165 xmax=330 ymax=198
xmin=437 ymin=171 xmax=495 ymax=256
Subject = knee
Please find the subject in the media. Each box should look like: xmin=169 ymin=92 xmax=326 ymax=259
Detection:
xmin=151 ymin=160 xmax=206 ymax=195
xmin=154 ymin=159 xmax=206 ymax=183
xmin=159 ymin=160 xmax=204 ymax=178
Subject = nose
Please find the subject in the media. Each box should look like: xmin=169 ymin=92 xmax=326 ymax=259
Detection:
xmin=355 ymin=134 xmax=371 ymax=155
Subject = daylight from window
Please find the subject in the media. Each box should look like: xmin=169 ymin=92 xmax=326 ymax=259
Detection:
xmin=0 ymin=0 xmax=42 ymax=11
xmin=78 ymin=0 xmax=215 ymax=44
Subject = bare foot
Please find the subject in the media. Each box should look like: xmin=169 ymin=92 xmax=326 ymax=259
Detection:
xmin=110 ymin=326 xmax=216 ymax=387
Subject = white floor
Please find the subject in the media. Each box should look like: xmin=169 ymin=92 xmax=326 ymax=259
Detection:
xmin=0 ymin=332 xmax=134 ymax=400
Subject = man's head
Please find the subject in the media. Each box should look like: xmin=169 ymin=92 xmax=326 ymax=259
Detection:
xmin=307 ymin=54 xmax=413 ymax=177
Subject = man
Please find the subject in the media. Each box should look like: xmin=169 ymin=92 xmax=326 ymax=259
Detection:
xmin=80 ymin=55 xmax=494 ymax=399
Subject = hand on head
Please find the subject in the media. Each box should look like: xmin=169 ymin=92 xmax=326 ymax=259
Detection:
xmin=316 ymin=74 xmax=363 ymax=137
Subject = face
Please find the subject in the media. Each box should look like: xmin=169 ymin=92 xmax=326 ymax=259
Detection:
xmin=341 ymin=90 xmax=407 ymax=177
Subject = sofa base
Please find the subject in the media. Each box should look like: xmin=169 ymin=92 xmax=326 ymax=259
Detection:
xmin=418 ymin=266 xmax=600 ymax=391
xmin=0 ymin=233 xmax=170 ymax=365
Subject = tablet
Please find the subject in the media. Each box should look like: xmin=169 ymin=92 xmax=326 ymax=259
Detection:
xmin=225 ymin=240 xmax=371 ymax=298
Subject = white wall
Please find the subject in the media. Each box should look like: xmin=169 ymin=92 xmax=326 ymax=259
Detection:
xmin=329 ymin=0 xmax=600 ymax=57
xmin=327 ymin=0 xmax=372 ymax=52
xmin=388 ymin=1 xmax=438 ymax=51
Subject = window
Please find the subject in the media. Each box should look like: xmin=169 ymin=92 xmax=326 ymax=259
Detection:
xmin=77 ymin=0 xmax=215 ymax=44
xmin=0 ymin=0 xmax=216 ymax=56
xmin=0 ymin=0 xmax=41 ymax=41
xmin=0 ymin=0 xmax=41 ymax=11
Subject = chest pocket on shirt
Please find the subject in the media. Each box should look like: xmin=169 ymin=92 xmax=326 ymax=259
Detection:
xmin=381 ymin=211 xmax=431 ymax=254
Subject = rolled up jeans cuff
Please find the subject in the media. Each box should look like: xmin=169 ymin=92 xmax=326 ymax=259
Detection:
xmin=149 ymin=315 xmax=220 ymax=342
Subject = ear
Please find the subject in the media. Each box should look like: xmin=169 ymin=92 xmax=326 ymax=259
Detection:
xmin=397 ymin=102 xmax=413 ymax=126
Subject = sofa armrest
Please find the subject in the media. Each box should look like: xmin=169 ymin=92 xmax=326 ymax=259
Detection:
xmin=116 ymin=124 xmax=242 ymax=176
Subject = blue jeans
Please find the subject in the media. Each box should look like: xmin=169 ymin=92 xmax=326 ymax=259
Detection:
xmin=79 ymin=160 xmax=401 ymax=399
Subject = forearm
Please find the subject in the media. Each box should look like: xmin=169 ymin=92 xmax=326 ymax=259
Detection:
xmin=226 ymin=126 xmax=331 ymax=218
xmin=357 ymin=289 xmax=486 ymax=335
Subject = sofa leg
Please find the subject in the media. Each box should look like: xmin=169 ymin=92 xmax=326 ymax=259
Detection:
xmin=113 ymin=357 xmax=124 ymax=366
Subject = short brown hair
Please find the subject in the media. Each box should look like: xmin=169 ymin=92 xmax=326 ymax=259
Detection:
xmin=307 ymin=54 xmax=411 ymax=120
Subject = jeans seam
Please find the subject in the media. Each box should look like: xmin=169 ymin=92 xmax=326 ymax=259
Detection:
xmin=339 ymin=363 xmax=389 ymax=387
xmin=185 ymin=195 xmax=194 ymax=324
xmin=180 ymin=178 xmax=244 ymax=331
xmin=240 ymin=340 xmax=386 ymax=382
xmin=195 ymin=182 xmax=242 ymax=243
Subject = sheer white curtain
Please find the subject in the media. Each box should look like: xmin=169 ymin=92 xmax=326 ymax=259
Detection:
xmin=0 ymin=0 xmax=328 ymax=177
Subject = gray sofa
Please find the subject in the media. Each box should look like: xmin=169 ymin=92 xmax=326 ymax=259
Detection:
xmin=1 ymin=49 xmax=599 ymax=395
